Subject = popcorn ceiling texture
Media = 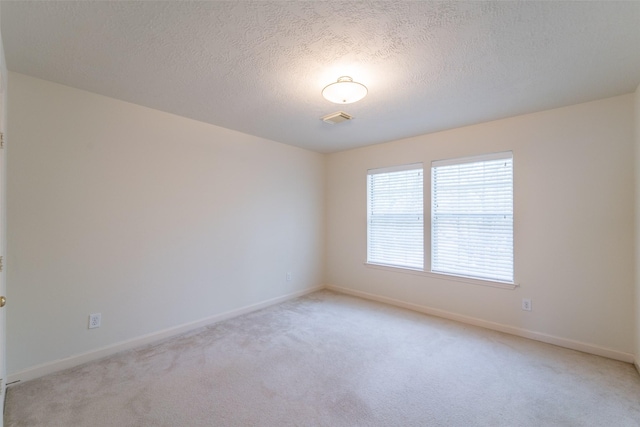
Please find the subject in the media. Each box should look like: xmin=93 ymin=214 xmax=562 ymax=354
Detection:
xmin=2 ymin=1 xmax=640 ymax=153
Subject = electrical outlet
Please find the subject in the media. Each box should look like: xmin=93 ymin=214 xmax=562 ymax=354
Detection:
xmin=286 ymin=272 xmax=292 ymax=282
xmin=88 ymin=313 xmax=101 ymax=329
xmin=522 ymin=299 xmax=532 ymax=311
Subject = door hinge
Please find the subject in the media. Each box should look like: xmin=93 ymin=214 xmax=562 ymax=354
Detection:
xmin=0 ymin=256 xmax=3 ymax=272
xmin=0 ymin=132 xmax=4 ymax=149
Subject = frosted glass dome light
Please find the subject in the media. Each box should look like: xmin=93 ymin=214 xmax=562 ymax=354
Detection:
xmin=322 ymin=76 xmax=368 ymax=104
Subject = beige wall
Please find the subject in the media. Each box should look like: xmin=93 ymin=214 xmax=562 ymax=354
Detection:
xmin=6 ymin=70 xmax=639 ymax=378
xmin=6 ymin=73 xmax=325 ymax=375
xmin=327 ymin=94 xmax=636 ymax=358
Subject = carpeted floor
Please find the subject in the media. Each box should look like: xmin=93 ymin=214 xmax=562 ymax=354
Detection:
xmin=5 ymin=290 xmax=640 ymax=426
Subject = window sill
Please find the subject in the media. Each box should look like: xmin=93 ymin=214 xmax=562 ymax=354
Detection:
xmin=363 ymin=262 xmax=518 ymax=290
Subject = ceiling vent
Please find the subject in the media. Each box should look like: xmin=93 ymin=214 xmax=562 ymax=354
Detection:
xmin=321 ymin=111 xmax=353 ymax=124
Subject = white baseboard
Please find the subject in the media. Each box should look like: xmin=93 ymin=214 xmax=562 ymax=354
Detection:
xmin=8 ymin=285 xmax=324 ymax=385
xmin=327 ymin=284 xmax=635 ymax=364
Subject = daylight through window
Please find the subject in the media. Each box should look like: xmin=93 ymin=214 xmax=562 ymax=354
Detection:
xmin=431 ymin=152 xmax=513 ymax=283
xmin=367 ymin=164 xmax=424 ymax=270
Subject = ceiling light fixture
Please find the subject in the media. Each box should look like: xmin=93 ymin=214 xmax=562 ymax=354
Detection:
xmin=322 ymin=76 xmax=368 ymax=104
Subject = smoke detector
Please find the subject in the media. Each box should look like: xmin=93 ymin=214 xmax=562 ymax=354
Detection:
xmin=321 ymin=111 xmax=353 ymax=124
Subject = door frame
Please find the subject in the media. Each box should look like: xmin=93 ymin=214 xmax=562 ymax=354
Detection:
xmin=0 ymin=65 xmax=8 ymax=427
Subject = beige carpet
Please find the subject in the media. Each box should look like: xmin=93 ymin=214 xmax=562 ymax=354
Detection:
xmin=5 ymin=290 xmax=640 ymax=426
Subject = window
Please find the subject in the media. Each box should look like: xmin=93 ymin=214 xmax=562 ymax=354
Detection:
xmin=367 ymin=164 xmax=424 ymax=270
xmin=431 ymin=152 xmax=513 ymax=283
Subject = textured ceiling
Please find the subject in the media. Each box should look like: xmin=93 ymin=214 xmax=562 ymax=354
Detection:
xmin=1 ymin=1 xmax=640 ymax=153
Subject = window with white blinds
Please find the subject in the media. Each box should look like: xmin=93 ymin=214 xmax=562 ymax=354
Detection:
xmin=367 ymin=164 xmax=424 ymax=270
xmin=431 ymin=152 xmax=513 ymax=283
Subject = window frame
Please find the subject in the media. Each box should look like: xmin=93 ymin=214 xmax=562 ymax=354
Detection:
xmin=364 ymin=152 xmax=516 ymax=290
xmin=430 ymin=151 xmax=514 ymax=284
xmin=366 ymin=163 xmax=424 ymax=271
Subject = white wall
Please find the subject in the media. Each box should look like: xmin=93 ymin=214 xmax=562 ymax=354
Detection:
xmin=327 ymin=94 xmax=636 ymax=359
xmin=6 ymin=73 xmax=325 ymax=376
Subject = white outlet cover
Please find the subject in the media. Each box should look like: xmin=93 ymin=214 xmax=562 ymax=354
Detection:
xmin=522 ymin=299 xmax=532 ymax=311
xmin=89 ymin=313 xmax=101 ymax=329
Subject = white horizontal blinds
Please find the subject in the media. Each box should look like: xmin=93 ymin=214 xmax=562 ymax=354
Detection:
xmin=431 ymin=152 xmax=513 ymax=283
xmin=367 ymin=164 xmax=424 ymax=270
